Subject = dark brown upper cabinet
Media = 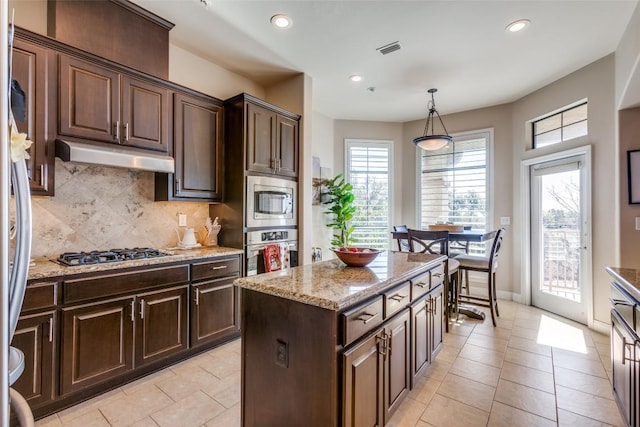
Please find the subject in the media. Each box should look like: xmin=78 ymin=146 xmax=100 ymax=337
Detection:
xmin=155 ymin=92 xmax=223 ymax=202
xmin=12 ymin=35 xmax=56 ymax=196
xmin=58 ymin=55 xmax=170 ymax=153
xmin=246 ymin=101 xmax=299 ymax=178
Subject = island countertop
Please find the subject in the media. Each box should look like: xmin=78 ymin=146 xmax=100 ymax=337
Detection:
xmin=234 ymin=251 xmax=445 ymax=311
xmin=607 ymin=267 xmax=640 ymax=300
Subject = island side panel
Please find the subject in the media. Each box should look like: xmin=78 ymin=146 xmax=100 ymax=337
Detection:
xmin=241 ymin=288 xmax=338 ymax=427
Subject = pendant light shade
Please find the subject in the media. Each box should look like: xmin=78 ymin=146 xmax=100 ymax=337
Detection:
xmin=413 ymin=88 xmax=452 ymax=150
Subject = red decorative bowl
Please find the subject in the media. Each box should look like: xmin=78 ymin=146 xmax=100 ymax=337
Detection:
xmin=332 ymin=248 xmax=382 ymax=267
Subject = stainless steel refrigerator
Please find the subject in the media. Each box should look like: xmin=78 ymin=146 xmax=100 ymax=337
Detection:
xmin=2 ymin=7 xmax=34 ymax=426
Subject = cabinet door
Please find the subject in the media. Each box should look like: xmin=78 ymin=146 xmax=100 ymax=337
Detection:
xmin=191 ymin=277 xmax=239 ymax=347
xmin=411 ymin=296 xmax=430 ymax=385
xmin=12 ymin=38 xmax=55 ymax=195
xmin=246 ymin=102 xmax=276 ymax=174
xmin=59 ymin=55 xmax=120 ymax=143
xmin=430 ymin=284 xmax=444 ymax=360
xmin=275 ymin=115 xmax=298 ymax=177
xmin=343 ymin=328 xmax=385 ymax=427
xmin=611 ymin=311 xmax=634 ymax=427
xmin=385 ymin=310 xmax=410 ymax=422
xmin=60 ymin=298 xmax=133 ymax=395
xmin=172 ymin=93 xmax=223 ymax=201
xmin=121 ymin=76 xmax=170 ymax=152
xmin=10 ymin=311 xmax=55 ymax=408
xmin=135 ymin=286 xmax=188 ymax=367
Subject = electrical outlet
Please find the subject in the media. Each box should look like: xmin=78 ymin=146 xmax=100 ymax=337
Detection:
xmin=500 ymin=216 xmax=511 ymax=226
xmin=276 ymin=339 xmax=289 ymax=368
xmin=178 ymin=213 xmax=187 ymax=227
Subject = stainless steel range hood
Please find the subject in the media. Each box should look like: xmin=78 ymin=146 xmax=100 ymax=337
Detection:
xmin=55 ymin=139 xmax=175 ymax=173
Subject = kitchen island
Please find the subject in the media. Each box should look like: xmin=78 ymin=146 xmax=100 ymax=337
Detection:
xmin=235 ymin=251 xmax=446 ymax=427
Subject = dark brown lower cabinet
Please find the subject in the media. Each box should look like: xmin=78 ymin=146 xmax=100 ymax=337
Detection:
xmin=411 ymin=284 xmax=443 ymax=386
xmin=10 ymin=311 xmax=56 ymax=408
xmin=60 ymin=298 xmax=134 ymax=395
xmin=191 ymin=277 xmax=239 ymax=347
xmin=611 ymin=310 xmax=636 ymax=426
xmin=342 ymin=327 xmax=385 ymax=427
xmin=342 ymin=309 xmax=411 ymax=427
xmin=135 ymin=285 xmax=189 ymax=367
xmin=385 ymin=310 xmax=411 ymax=420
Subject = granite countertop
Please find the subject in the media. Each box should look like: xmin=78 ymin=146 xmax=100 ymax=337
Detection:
xmin=607 ymin=267 xmax=640 ymax=300
xmin=234 ymin=251 xmax=445 ymax=311
xmin=27 ymin=246 xmax=244 ymax=281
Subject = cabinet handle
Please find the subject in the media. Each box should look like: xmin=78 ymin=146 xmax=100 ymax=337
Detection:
xmin=114 ymin=120 xmax=120 ymax=141
xmin=376 ymin=331 xmax=389 ymax=357
xmin=39 ymin=164 xmax=45 ymax=187
xmin=212 ymin=265 xmax=227 ymax=270
xmin=48 ymin=316 xmax=54 ymax=343
xmin=355 ymin=312 xmax=378 ymax=324
xmin=433 ymin=273 xmax=443 ymax=278
xmin=622 ymin=336 xmax=636 ymax=365
xmin=176 ymin=179 xmax=181 ymax=192
xmin=415 ymin=281 xmax=428 ymax=288
xmin=125 ymin=123 xmax=130 ymax=141
xmin=140 ymin=299 xmax=145 ymax=319
xmin=130 ymin=300 xmax=135 ymax=322
xmin=195 ymin=288 xmax=200 ymax=306
xmin=611 ymin=298 xmax=634 ymax=307
xmin=389 ymin=294 xmax=407 ymax=302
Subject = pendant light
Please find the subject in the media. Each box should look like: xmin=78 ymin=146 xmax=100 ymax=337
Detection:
xmin=413 ymin=88 xmax=452 ymax=150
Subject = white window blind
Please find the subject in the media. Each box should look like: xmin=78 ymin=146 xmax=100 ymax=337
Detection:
xmin=346 ymin=140 xmax=392 ymax=250
xmin=418 ymin=131 xmax=490 ymax=255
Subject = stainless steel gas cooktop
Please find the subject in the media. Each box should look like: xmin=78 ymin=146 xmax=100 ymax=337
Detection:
xmin=56 ymin=248 xmax=166 ymax=266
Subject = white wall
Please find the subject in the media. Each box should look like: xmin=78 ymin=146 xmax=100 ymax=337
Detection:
xmin=310 ymin=111 xmax=335 ymax=261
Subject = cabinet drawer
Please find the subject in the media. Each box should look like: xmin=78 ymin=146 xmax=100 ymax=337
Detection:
xmin=63 ymin=265 xmax=189 ymax=304
xmin=384 ymin=282 xmax=411 ymax=319
xmin=411 ymin=272 xmax=430 ymax=301
xmin=430 ymin=264 xmax=446 ymax=287
xmin=342 ymin=296 xmax=384 ymax=346
xmin=23 ymin=281 xmax=57 ymax=312
xmin=611 ymin=282 xmax=635 ymax=331
xmin=191 ymin=257 xmax=240 ymax=281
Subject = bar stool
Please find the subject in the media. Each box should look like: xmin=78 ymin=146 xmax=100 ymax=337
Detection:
xmin=406 ymin=229 xmax=460 ymax=332
xmin=455 ymin=228 xmax=505 ymax=327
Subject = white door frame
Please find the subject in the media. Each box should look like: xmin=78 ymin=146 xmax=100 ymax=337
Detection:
xmin=520 ymin=145 xmax=593 ymax=327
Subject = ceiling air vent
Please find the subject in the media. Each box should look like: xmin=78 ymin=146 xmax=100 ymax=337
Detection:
xmin=376 ymin=41 xmax=402 ymax=55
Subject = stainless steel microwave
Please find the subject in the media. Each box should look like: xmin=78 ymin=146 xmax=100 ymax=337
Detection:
xmin=246 ymin=176 xmax=297 ymax=228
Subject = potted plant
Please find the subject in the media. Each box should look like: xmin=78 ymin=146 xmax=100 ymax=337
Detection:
xmin=322 ymin=173 xmax=357 ymax=248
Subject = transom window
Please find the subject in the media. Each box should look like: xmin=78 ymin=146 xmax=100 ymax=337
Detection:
xmin=345 ymin=139 xmax=392 ymax=250
xmin=533 ymin=102 xmax=588 ymax=149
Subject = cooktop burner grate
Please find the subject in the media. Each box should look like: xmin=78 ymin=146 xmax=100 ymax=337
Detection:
xmin=57 ymin=248 xmax=166 ymax=266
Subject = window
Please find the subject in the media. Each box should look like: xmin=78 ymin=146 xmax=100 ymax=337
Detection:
xmin=345 ymin=139 xmax=392 ymax=250
xmin=533 ymin=102 xmax=588 ymax=148
xmin=417 ymin=130 xmax=491 ymax=253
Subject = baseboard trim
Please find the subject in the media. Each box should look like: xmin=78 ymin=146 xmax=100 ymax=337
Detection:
xmin=592 ymin=319 xmax=610 ymax=335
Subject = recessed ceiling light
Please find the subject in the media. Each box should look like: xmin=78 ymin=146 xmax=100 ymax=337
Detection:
xmin=349 ymin=75 xmax=363 ymax=82
xmin=271 ymin=14 xmax=292 ymax=29
xmin=506 ymin=19 xmax=530 ymax=33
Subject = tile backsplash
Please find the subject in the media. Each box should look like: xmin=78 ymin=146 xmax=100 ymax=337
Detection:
xmin=26 ymin=159 xmax=210 ymax=258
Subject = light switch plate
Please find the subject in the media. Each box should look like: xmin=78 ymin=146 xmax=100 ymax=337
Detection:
xmin=500 ymin=216 xmax=511 ymax=226
xmin=178 ymin=213 xmax=187 ymax=227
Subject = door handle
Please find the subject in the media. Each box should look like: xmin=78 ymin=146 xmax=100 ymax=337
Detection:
xmin=356 ymin=312 xmax=378 ymax=324
xmin=48 ymin=316 xmax=54 ymax=343
xmin=140 ymin=299 xmax=146 ymax=319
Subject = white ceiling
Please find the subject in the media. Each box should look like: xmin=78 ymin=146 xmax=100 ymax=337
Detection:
xmin=133 ymin=0 xmax=638 ymax=122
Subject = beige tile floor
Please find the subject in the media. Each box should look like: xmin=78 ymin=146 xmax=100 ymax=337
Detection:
xmin=35 ymin=300 xmax=622 ymax=427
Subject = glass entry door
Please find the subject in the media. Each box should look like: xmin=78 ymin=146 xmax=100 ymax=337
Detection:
xmin=530 ymin=154 xmax=589 ymax=324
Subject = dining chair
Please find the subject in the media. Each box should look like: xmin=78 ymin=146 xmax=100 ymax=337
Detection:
xmin=455 ymin=228 xmax=505 ymax=327
xmin=392 ymin=225 xmax=410 ymax=251
xmin=406 ymin=229 xmax=460 ymax=332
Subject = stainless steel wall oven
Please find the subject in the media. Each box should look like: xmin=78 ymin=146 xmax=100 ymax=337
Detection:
xmin=246 ymin=229 xmax=298 ymax=276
